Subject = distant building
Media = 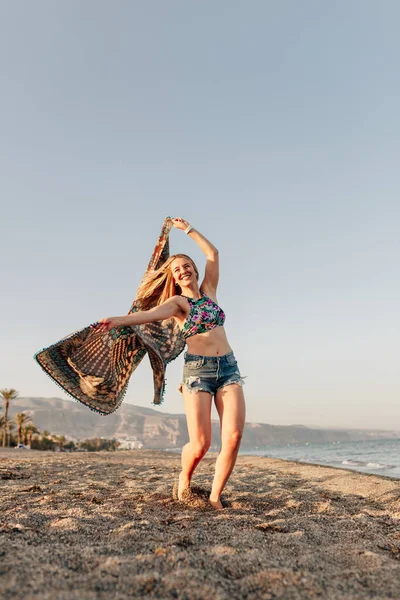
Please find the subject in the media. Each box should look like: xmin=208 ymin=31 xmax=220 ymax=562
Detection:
xmin=118 ymin=438 xmax=144 ymax=450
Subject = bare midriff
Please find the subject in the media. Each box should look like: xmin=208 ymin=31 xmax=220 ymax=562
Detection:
xmin=174 ymin=319 xmax=232 ymax=356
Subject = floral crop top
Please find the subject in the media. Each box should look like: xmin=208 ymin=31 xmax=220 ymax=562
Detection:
xmin=181 ymin=292 xmax=225 ymax=340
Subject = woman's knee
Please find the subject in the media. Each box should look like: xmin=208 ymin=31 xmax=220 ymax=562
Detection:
xmin=190 ymin=438 xmax=211 ymax=458
xmin=222 ymin=429 xmax=243 ymax=450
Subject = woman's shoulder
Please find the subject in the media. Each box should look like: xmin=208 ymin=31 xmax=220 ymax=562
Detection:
xmin=168 ymin=295 xmax=192 ymax=315
xmin=161 ymin=295 xmax=188 ymax=308
xmin=171 ymin=295 xmax=191 ymax=326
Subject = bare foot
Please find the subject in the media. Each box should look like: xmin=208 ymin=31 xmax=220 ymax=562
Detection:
xmin=209 ymin=497 xmax=224 ymax=510
xmin=178 ymin=471 xmax=190 ymax=500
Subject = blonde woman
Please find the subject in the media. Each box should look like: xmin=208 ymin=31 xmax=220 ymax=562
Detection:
xmin=97 ymin=218 xmax=246 ymax=509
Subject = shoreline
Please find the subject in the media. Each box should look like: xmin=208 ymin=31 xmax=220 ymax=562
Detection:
xmin=2 ymin=446 xmax=400 ymax=482
xmin=239 ymin=452 xmax=400 ymax=482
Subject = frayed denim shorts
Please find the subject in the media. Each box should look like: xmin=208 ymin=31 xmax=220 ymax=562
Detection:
xmin=179 ymin=351 xmax=245 ymax=396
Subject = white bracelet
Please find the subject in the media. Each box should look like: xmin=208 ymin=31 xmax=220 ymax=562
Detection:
xmin=184 ymin=225 xmax=194 ymax=234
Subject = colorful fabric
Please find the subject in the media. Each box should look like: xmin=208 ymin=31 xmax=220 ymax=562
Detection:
xmin=182 ymin=293 xmax=225 ymax=339
xmin=34 ymin=217 xmax=185 ymax=415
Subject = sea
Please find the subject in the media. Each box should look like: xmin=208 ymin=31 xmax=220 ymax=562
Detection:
xmin=239 ymin=438 xmax=400 ymax=479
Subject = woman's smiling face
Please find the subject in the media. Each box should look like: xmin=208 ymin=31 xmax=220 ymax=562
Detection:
xmin=171 ymin=257 xmax=197 ymax=287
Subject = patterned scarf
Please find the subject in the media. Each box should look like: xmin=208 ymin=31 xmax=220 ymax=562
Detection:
xmin=34 ymin=217 xmax=185 ymax=415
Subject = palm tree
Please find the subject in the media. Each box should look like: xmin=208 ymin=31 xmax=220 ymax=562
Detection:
xmin=21 ymin=425 xmax=28 ymax=446
xmin=6 ymin=418 xmax=15 ymax=447
xmin=15 ymin=413 xmax=32 ymax=446
xmin=0 ymin=415 xmax=15 ymax=447
xmin=0 ymin=389 xmax=19 ymax=447
xmin=23 ymin=424 xmax=40 ymax=447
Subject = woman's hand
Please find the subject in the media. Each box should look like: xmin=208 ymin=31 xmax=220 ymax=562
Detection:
xmin=95 ymin=316 xmax=127 ymax=332
xmin=171 ymin=217 xmax=190 ymax=231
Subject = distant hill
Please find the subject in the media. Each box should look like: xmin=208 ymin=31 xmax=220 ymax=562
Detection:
xmin=5 ymin=397 xmax=400 ymax=449
xmin=7 ymin=397 xmax=188 ymax=449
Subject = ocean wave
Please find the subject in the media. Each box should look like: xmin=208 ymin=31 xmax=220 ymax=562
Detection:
xmin=366 ymin=461 xmax=394 ymax=469
xmin=342 ymin=459 xmax=394 ymax=470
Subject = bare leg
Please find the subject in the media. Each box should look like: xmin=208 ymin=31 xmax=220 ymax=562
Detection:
xmin=178 ymin=389 xmax=212 ymax=499
xmin=210 ymin=384 xmax=246 ymax=508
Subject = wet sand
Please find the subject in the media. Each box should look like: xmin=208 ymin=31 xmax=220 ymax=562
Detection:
xmin=1 ymin=448 xmax=400 ymax=599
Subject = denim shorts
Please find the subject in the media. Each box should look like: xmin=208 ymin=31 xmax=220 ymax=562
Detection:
xmin=179 ymin=351 xmax=245 ymax=396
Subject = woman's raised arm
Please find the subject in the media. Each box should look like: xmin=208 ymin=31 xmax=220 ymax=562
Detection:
xmin=171 ymin=217 xmax=219 ymax=292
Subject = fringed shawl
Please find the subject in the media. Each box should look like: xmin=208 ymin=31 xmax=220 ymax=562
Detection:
xmin=34 ymin=217 xmax=185 ymax=415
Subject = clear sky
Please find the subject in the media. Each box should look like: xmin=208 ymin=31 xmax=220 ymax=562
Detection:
xmin=1 ymin=1 xmax=399 ymax=430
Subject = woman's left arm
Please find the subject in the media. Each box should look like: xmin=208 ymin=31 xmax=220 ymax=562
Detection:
xmin=171 ymin=218 xmax=219 ymax=292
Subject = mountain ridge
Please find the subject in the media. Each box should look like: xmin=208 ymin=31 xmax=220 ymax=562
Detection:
xmin=5 ymin=397 xmax=400 ymax=448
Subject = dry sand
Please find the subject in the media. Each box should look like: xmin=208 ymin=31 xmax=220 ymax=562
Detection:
xmin=1 ymin=448 xmax=400 ymax=600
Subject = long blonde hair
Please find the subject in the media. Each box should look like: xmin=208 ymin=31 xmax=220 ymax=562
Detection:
xmin=135 ymin=254 xmax=199 ymax=311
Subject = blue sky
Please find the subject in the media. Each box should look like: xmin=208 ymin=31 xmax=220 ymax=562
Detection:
xmin=1 ymin=1 xmax=399 ymax=429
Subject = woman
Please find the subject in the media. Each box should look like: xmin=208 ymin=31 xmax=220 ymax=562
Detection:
xmin=97 ymin=218 xmax=246 ymax=509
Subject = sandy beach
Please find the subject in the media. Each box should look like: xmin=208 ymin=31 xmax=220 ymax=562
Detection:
xmin=1 ymin=448 xmax=399 ymax=600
